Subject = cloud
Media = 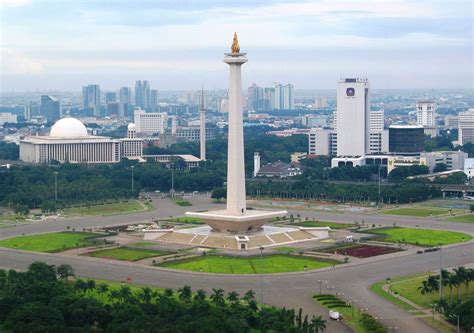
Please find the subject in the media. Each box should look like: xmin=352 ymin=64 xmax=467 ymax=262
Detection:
xmin=0 ymin=48 xmax=44 ymax=75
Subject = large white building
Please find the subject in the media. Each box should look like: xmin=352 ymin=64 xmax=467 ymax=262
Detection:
xmin=458 ymin=109 xmax=474 ymax=145
xmin=416 ymin=101 xmax=436 ymax=127
xmin=134 ymin=108 xmax=168 ymax=135
xmin=336 ymin=78 xmax=370 ymax=156
xmin=20 ymin=117 xmax=143 ymax=164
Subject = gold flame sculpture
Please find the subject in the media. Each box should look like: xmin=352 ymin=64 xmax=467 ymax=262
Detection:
xmin=231 ymin=32 xmax=240 ymax=53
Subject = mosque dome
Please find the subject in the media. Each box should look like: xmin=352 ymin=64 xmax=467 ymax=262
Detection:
xmin=127 ymin=123 xmax=136 ymax=131
xmin=50 ymin=117 xmax=88 ymax=137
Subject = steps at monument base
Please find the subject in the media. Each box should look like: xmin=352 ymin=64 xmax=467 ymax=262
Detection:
xmin=190 ymin=234 xmax=207 ymax=244
xmin=286 ymin=230 xmax=314 ymax=241
xmin=201 ymin=235 xmax=238 ymax=249
xmin=268 ymin=232 xmax=293 ymax=244
xmin=157 ymin=232 xmax=195 ymax=244
xmin=248 ymin=235 xmax=274 ymax=248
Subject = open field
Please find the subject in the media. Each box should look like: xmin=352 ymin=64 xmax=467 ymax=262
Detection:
xmin=381 ymin=207 xmax=451 ymax=217
xmin=0 ymin=232 xmax=106 ymax=252
xmin=64 ymin=200 xmax=151 ymax=216
xmin=158 ymin=254 xmax=338 ymax=274
xmin=367 ymin=227 xmax=472 ymax=246
xmin=292 ymin=220 xmax=353 ymax=229
xmin=446 ymin=214 xmax=474 ymax=223
xmin=86 ymin=246 xmax=171 ymax=261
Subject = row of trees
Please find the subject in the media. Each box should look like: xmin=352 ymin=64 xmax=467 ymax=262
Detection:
xmin=0 ymin=262 xmax=327 ymax=333
xmin=417 ymin=266 xmax=474 ymax=331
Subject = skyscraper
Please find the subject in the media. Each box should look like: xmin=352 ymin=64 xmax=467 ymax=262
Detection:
xmin=247 ymin=83 xmax=264 ymax=111
xmin=119 ymin=87 xmax=132 ymax=119
xmin=336 ymin=78 xmax=370 ymax=156
xmin=274 ymin=83 xmax=294 ymax=110
xmin=40 ymin=95 xmax=61 ymax=122
xmin=150 ymin=89 xmax=159 ymax=110
xmin=105 ymin=92 xmax=117 ymax=104
xmin=458 ymin=109 xmax=474 ymax=145
xmin=416 ymin=101 xmax=436 ymax=127
xmin=135 ymin=80 xmax=151 ymax=109
xmin=82 ymin=84 xmax=101 ymax=116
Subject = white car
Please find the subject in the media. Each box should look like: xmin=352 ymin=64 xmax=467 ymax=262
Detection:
xmin=329 ymin=310 xmax=342 ymax=320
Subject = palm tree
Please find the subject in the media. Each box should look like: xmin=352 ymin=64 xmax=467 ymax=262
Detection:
xmin=97 ymin=283 xmax=109 ymax=301
xmin=74 ymin=279 xmax=87 ymax=294
xmin=163 ymin=288 xmax=174 ymax=298
xmin=108 ymin=289 xmax=120 ymax=303
xmin=243 ymin=290 xmax=255 ymax=303
xmin=139 ymin=287 xmax=153 ymax=304
xmin=454 ymin=266 xmax=470 ymax=294
xmin=310 ymin=315 xmax=326 ymax=333
xmin=178 ymin=285 xmax=192 ymax=303
xmin=227 ymin=291 xmax=240 ymax=305
xmin=194 ymin=289 xmax=207 ymax=303
xmin=210 ymin=288 xmax=225 ymax=306
xmin=86 ymin=279 xmax=96 ymax=295
xmin=118 ymin=285 xmax=132 ymax=303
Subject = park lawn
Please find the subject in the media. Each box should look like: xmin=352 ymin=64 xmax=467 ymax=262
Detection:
xmin=447 ymin=214 xmax=474 ymax=223
xmin=368 ymin=227 xmax=471 ymax=246
xmin=159 ymin=255 xmax=337 ymax=274
xmin=171 ymin=216 xmax=203 ymax=224
xmin=0 ymin=232 xmax=105 ymax=252
xmin=381 ymin=207 xmax=449 ymax=217
xmin=87 ymin=247 xmax=170 ymax=261
xmin=389 ymin=275 xmax=474 ymax=309
xmin=65 ymin=200 xmax=150 ymax=216
xmin=170 ymin=198 xmax=192 ymax=206
xmin=293 ymin=221 xmax=353 ymax=229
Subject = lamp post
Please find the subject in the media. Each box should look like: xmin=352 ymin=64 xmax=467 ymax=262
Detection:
xmin=259 ymin=246 xmax=264 ymax=304
xmin=449 ymin=314 xmax=460 ymax=333
xmin=131 ymin=166 xmax=135 ymax=195
xmin=378 ymin=165 xmax=382 ymax=207
xmin=317 ymin=279 xmax=323 ymax=295
xmin=439 ymin=243 xmax=443 ymax=302
xmin=54 ymin=171 xmax=58 ymax=201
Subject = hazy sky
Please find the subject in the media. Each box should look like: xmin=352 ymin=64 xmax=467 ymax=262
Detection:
xmin=1 ymin=0 xmax=472 ymax=91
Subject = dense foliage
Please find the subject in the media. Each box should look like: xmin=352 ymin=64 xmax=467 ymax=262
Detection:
xmin=0 ymin=142 xmax=19 ymax=160
xmin=0 ymin=262 xmax=326 ymax=333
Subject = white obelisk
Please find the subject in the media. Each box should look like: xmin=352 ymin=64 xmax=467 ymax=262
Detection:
xmin=200 ymin=87 xmax=206 ymax=161
xmin=224 ymin=32 xmax=247 ymax=216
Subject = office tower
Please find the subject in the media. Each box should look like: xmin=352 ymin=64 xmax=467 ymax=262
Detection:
xmin=308 ymin=128 xmax=337 ymax=156
xmin=336 ymin=78 xmax=370 ymax=156
xmin=40 ymin=95 xmax=61 ymax=122
xmin=444 ymin=115 xmax=459 ymax=129
xmin=200 ymin=88 xmax=206 ymax=161
xmin=416 ymin=101 xmax=436 ymax=127
xmin=388 ymin=125 xmax=424 ymax=154
xmin=263 ymin=87 xmax=275 ymax=111
xmin=370 ymin=110 xmax=384 ymax=132
xmin=150 ymin=89 xmax=159 ymax=110
xmin=247 ymin=83 xmax=264 ymax=111
xmin=82 ymin=84 xmax=101 ymax=116
xmin=119 ymin=87 xmax=132 ymax=119
xmin=107 ymin=102 xmax=119 ymax=116
xmin=458 ymin=109 xmax=474 ymax=145
xmin=135 ymin=80 xmax=151 ymax=109
xmin=274 ymin=83 xmax=294 ymax=110
xmin=133 ymin=107 xmax=168 ymax=135
xmin=105 ymin=92 xmax=117 ymax=104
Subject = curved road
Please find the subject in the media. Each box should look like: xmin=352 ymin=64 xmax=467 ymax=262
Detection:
xmin=1 ymin=197 xmax=473 ymax=333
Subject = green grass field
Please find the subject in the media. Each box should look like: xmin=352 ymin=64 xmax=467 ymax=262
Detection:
xmin=65 ymin=200 xmax=151 ymax=216
xmin=292 ymin=221 xmax=353 ymax=229
xmin=158 ymin=254 xmax=337 ymax=274
xmin=390 ymin=275 xmax=473 ymax=309
xmin=87 ymin=247 xmax=170 ymax=261
xmin=368 ymin=227 xmax=471 ymax=246
xmin=381 ymin=207 xmax=450 ymax=217
xmin=0 ymin=232 xmax=106 ymax=252
xmin=170 ymin=198 xmax=192 ymax=206
xmin=171 ymin=216 xmax=203 ymax=224
xmin=447 ymin=214 xmax=474 ymax=223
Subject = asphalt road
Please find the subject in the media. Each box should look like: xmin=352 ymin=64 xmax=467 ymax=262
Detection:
xmin=1 ymin=197 xmax=473 ymax=333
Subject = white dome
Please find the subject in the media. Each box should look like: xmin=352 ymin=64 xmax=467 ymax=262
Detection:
xmin=50 ymin=117 xmax=88 ymax=137
xmin=127 ymin=123 xmax=136 ymax=131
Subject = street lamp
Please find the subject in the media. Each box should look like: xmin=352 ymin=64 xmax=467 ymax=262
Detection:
xmin=449 ymin=314 xmax=460 ymax=333
xmin=131 ymin=166 xmax=135 ymax=195
xmin=439 ymin=243 xmax=443 ymax=302
xmin=54 ymin=171 xmax=58 ymax=201
xmin=317 ymin=279 xmax=323 ymax=295
xmin=259 ymin=246 xmax=264 ymax=304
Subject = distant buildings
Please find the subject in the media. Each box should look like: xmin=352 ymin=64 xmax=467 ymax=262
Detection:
xmin=135 ymin=80 xmax=151 ymax=109
xmin=458 ymin=109 xmax=474 ymax=145
xmin=105 ymin=92 xmax=117 ymax=104
xmin=0 ymin=112 xmax=17 ymax=125
xmin=119 ymin=87 xmax=132 ymax=119
xmin=82 ymin=84 xmax=101 ymax=116
xmin=247 ymin=83 xmax=293 ymax=111
xmin=416 ymin=101 xmax=437 ymax=137
xmin=40 ymin=95 xmax=61 ymax=122
xmin=274 ymin=83 xmax=294 ymax=110
xmin=133 ymin=107 xmax=168 ymax=135
xmin=256 ymin=160 xmax=302 ymax=178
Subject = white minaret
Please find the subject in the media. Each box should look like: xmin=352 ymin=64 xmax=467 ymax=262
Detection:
xmin=200 ymin=87 xmax=206 ymax=161
xmin=224 ymin=32 xmax=247 ymax=216
xmin=253 ymin=152 xmax=260 ymax=177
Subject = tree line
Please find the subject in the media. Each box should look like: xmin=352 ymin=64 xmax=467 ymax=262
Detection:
xmin=0 ymin=262 xmax=327 ymax=333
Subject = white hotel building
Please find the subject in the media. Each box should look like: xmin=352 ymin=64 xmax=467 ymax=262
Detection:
xmin=133 ymin=107 xmax=168 ymax=135
xmin=20 ymin=118 xmax=143 ymax=164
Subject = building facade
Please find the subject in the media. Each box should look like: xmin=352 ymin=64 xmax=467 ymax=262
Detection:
xmin=135 ymin=80 xmax=151 ymax=109
xmin=82 ymin=84 xmax=101 ymax=116
xmin=119 ymin=87 xmax=132 ymax=119
xmin=458 ymin=109 xmax=474 ymax=145
xmin=134 ymin=108 xmax=168 ymax=135
xmin=388 ymin=125 xmax=424 ymax=154
xmin=0 ymin=112 xmax=18 ymax=125
xmin=274 ymin=83 xmax=294 ymax=110
xmin=40 ymin=95 xmax=61 ymax=122
xmin=416 ymin=101 xmax=436 ymax=127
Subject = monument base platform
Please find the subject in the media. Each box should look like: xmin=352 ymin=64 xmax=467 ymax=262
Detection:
xmin=185 ymin=209 xmax=287 ymax=233
xmin=144 ymin=225 xmax=330 ymax=250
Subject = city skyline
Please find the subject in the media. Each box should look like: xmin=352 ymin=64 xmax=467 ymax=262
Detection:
xmin=1 ymin=0 xmax=472 ymax=91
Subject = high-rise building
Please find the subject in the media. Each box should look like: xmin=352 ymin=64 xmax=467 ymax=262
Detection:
xmin=388 ymin=125 xmax=424 ymax=154
xmin=135 ymin=80 xmax=151 ymax=109
xmin=247 ymin=83 xmax=264 ymax=111
xmin=274 ymin=83 xmax=294 ymax=110
xmin=119 ymin=87 xmax=132 ymax=119
xmin=40 ymin=95 xmax=61 ymax=122
xmin=24 ymin=102 xmax=40 ymax=120
xmin=336 ymin=78 xmax=370 ymax=156
xmin=458 ymin=109 xmax=474 ymax=145
xmin=263 ymin=87 xmax=275 ymax=111
xmin=150 ymin=89 xmax=159 ymax=110
xmin=308 ymin=128 xmax=337 ymax=156
xmin=370 ymin=110 xmax=384 ymax=132
xmin=105 ymin=92 xmax=117 ymax=104
xmin=416 ymin=101 xmax=436 ymax=127
xmin=82 ymin=84 xmax=101 ymax=116
xmin=444 ymin=115 xmax=459 ymax=129
xmin=134 ymin=107 xmax=168 ymax=135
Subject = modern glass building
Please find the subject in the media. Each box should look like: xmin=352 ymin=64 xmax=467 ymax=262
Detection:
xmin=388 ymin=125 xmax=424 ymax=154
